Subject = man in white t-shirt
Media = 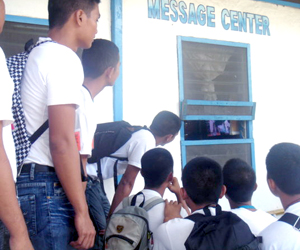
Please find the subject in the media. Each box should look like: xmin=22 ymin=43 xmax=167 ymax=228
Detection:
xmin=87 ymin=111 xmax=182 ymax=218
xmin=0 ymin=2 xmax=34 ymax=249
xmin=76 ymin=39 xmax=120 ymax=250
xmin=16 ymin=1 xmax=100 ymax=249
xmin=223 ymin=158 xmax=276 ymax=235
xmin=113 ymin=148 xmax=189 ymax=233
xmin=259 ymin=143 xmax=300 ymax=249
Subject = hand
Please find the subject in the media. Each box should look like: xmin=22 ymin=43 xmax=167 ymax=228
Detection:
xmin=9 ymin=234 xmax=34 ymax=250
xmin=70 ymin=211 xmax=96 ymax=249
xmin=167 ymin=177 xmax=181 ymax=196
xmin=164 ymin=199 xmax=182 ymax=222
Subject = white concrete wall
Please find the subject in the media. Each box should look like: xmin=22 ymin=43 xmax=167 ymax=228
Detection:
xmin=5 ymin=0 xmax=300 ymax=212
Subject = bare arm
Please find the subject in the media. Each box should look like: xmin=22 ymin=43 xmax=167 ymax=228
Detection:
xmin=48 ymin=105 xmax=95 ymax=249
xmin=168 ymin=177 xmax=191 ymax=215
xmin=163 ymin=200 xmax=182 ymax=222
xmin=0 ymin=121 xmax=33 ymax=250
xmin=108 ymin=164 xmax=140 ymax=216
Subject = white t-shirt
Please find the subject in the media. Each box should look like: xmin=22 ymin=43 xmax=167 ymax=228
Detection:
xmin=153 ymin=207 xmax=218 ymax=250
xmin=75 ymin=86 xmax=97 ymax=156
xmin=114 ymin=189 xmax=188 ymax=232
xmin=259 ymin=202 xmax=300 ymax=250
xmin=21 ymin=38 xmax=83 ymax=167
xmin=231 ymin=207 xmax=276 ymax=235
xmin=87 ymin=129 xmax=156 ymax=178
xmin=0 ymin=47 xmax=17 ymax=181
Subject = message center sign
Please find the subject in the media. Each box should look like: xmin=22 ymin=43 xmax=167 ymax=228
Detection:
xmin=148 ymin=0 xmax=271 ymax=36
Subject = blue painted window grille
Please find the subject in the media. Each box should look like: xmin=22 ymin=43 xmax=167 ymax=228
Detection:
xmin=178 ymin=37 xmax=256 ymax=169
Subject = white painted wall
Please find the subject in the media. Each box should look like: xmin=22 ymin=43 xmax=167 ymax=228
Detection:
xmin=5 ymin=0 xmax=300 ymax=213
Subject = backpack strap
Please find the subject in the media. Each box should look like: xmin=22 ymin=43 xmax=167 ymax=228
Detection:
xmin=29 ymin=120 xmax=49 ymax=144
xmin=279 ymin=213 xmax=300 ymax=230
xmin=143 ymin=196 xmax=165 ymax=211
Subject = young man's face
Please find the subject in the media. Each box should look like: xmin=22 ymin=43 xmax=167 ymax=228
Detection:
xmin=0 ymin=0 xmax=5 ymax=34
xmin=80 ymin=4 xmax=100 ymax=49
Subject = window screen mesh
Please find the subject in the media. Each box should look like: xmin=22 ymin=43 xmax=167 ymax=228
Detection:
xmin=182 ymin=41 xmax=249 ymax=102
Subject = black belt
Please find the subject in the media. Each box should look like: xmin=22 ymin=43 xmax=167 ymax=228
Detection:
xmin=21 ymin=163 xmax=55 ymax=173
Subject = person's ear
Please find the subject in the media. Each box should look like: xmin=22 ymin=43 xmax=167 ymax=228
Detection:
xmin=167 ymin=172 xmax=173 ymax=182
xmin=219 ymin=185 xmax=227 ymax=199
xmin=267 ymin=178 xmax=279 ymax=197
xmin=253 ymin=183 xmax=258 ymax=192
xmin=105 ymin=66 xmax=115 ymax=79
xmin=75 ymin=9 xmax=85 ymax=26
xmin=181 ymin=187 xmax=188 ymax=200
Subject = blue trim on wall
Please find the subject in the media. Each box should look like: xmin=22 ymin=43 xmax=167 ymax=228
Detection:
xmin=184 ymin=100 xmax=255 ymax=107
xmin=255 ymin=0 xmax=300 ymax=8
xmin=5 ymin=15 xmax=48 ymax=26
xmin=182 ymin=139 xmax=254 ymax=146
xmin=111 ymin=0 xmax=123 ymax=121
xmin=183 ymin=115 xmax=254 ymax=121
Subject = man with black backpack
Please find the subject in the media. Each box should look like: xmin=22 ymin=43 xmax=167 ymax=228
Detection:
xmin=153 ymin=157 xmax=260 ymax=250
xmin=87 ymin=111 xmax=181 ymax=216
xmin=259 ymin=143 xmax=300 ymax=249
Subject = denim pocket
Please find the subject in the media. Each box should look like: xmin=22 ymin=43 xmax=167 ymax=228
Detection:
xmin=18 ymin=194 xmax=37 ymax=236
xmin=53 ymin=182 xmax=67 ymax=198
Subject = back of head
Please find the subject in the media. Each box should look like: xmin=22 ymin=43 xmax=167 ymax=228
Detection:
xmin=141 ymin=148 xmax=173 ymax=189
xmin=150 ymin=111 xmax=181 ymax=137
xmin=82 ymin=39 xmax=119 ymax=79
xmin=48 ymin=0 xmax=100 ymax=29
xmin=182 ymin=157 xmax=223 ymax=205
xmin=266 ymin=142 xmax=300 ymax=195
xmin=223 ymin=158 xmax=256 ymax=203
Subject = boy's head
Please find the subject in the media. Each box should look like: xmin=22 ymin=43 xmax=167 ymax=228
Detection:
xmin=150 ymin=111 xmax=181 ymax=146
xmin=223 ymin=158 xmax=256 ymax=203
xmin=48 ymin=0 xmax=100 ymax=49
xmin=82 ymin=39 xmax=120 ymax=85
xmin=141 ymin=148 xmax=173 ymax=189
xmin=266 ymin=142 xmax=300 ymax=196
xmin=182 ymin=157 xmax=223 ymax=206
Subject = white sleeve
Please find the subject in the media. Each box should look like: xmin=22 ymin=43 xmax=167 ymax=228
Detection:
xmin=46 ymin=46 xmax=83 ymax=107
xmin=0 ymin=48 xmax=14 ymax=126
xmin=127 ymin=131 xmax=155 ymax=168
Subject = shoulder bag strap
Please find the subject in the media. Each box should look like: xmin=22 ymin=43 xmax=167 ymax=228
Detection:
xmin=279 ymin=213 xmax=300 ymax=230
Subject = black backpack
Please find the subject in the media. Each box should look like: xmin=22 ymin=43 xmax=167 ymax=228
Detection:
xmin=184 ymin=205 xmax=261 ymax=250
xmin=87 ymin=121 xmax=149 ymax=191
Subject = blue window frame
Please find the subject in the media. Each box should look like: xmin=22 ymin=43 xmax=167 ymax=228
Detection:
xmin=178 ymin=36 xmax=256 ymax=169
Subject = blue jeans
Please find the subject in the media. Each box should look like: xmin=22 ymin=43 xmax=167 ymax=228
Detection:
xmin=85 ymin=176 xmax=110 ymax=250
xmin=0 ymin=220 xmax=9 ymax=250
xmin=16 ymin=166 xmax=77 ymax=250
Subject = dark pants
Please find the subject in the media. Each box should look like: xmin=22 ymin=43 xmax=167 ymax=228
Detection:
xmin=85 ymin=176 xmax=110 ymax=250
xmin=0 ymin=220 xmax=9 ymax=250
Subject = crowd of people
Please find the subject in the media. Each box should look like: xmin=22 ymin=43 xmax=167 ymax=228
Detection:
xmin=0 ymin=0 xmax=300 ymax=249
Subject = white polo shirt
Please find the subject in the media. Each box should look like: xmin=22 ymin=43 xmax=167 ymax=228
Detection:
xmin=259 ymin=202 xmax=300 ymax=250
xmin=231 ymin=207 xmax=276 ymax=235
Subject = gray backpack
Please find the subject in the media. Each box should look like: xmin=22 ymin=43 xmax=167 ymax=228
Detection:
xmin=105 ymin=192 xmax=164 ymax=250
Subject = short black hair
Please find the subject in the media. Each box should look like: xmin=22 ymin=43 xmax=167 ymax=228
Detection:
xmin=150 ymin=111 xmax=181 ymax=137
xmin=82 ymin=39 xmax=119 ymax=79
xmin=223 ymin=158 xmax=256 ymax=203
xmin=141 ymin=148 xmax=173 ymax=189
xmin=182 ymin=157 xmax=223 ymax=205
xmin=48 ymin=0 xmax=100 ymax=29
xmin=266 ymin=142 xmax=300 ymax=195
